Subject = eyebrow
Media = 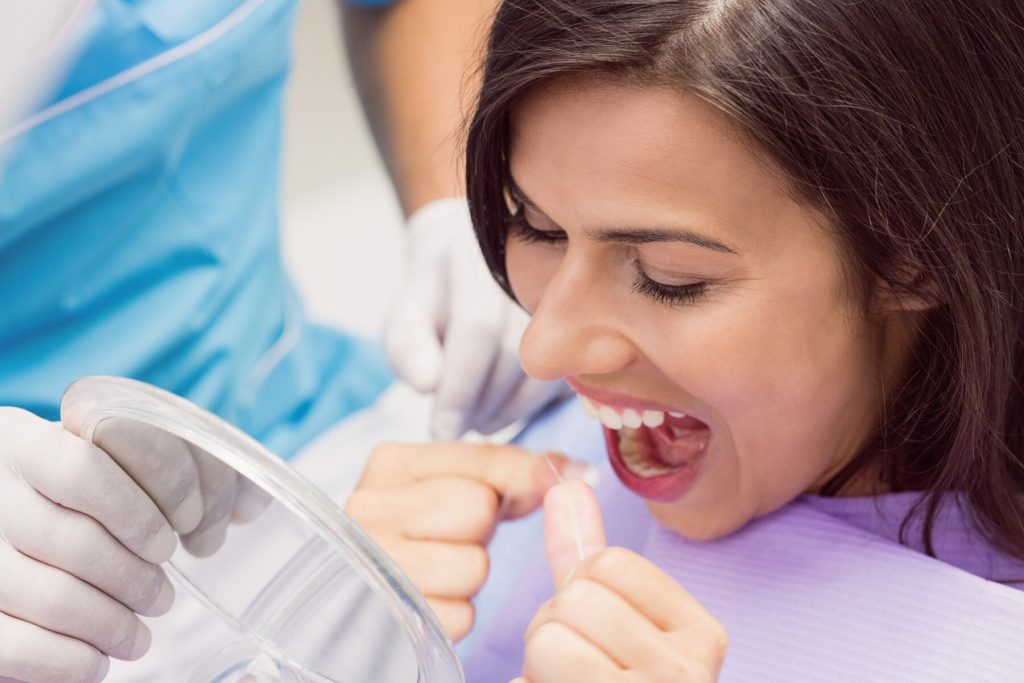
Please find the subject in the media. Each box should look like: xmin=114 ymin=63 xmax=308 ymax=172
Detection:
xmin=509 ymin=180 xmax=738 ymax=255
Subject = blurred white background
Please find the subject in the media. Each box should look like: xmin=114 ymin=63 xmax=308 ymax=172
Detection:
xmin=281 ymin=1 xmax=406 ymax=340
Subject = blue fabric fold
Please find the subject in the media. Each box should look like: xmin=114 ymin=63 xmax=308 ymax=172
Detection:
xmin=0 ymin=0 xmax=391 ymax=458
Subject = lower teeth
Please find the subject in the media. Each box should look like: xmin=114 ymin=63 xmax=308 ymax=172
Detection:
xmin=618 ymin=428 xmax=678 ymax=477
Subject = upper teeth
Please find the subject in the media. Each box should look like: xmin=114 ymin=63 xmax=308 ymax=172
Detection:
xmin=579 ymin=396 xmax=680 ymax=430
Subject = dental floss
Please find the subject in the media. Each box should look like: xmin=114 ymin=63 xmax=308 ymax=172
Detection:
xmin=541 ymin=452 xmax=586 ymax=563
xmin=540 ymin=450 xmax=566 ymax=485
xmin=495 ymin=451 xmax=563 ymax=521
xmin=495 ymin=451 xmax=598 ymax=563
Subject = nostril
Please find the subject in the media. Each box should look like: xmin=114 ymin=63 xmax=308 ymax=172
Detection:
xmin=578 ymin=334 xmax=637 ymax=375
xmin=519 ymin=326 xmax=636 ymax=382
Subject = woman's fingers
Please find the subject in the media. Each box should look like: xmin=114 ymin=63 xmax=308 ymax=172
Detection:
xmin=401 ymin=478 xmax=499 ymax=541
xmin=0 ymin=480 xmax=173 ymax=616
xmin=357 ymin=442 xmax=564 ymax=519
xmin=524 ymin=578 xmax=663 ymax=669
xmin=378 ymin=538 xmax=490 ymax=599
xmin=527 ymin=546 xmax=727 ymax=681
xmin=347 ymin=442 xmax=600 ymax=647
xmin=424 ymin=596 xmax=476 ymax=643
xmin=543 ymin=481 xmax=606 ymax=587
xmin=573 ymin=546 xmax=720 ymax=634
xmin=0 ymin=543 xmax=150 ymax=661
xmin=522 ymin=621 xmax=622 ymax=683
xmin=348 ymin=477 xmax=500 ymax=543
xmin=534 ymin=483 xmax=724 ymax=682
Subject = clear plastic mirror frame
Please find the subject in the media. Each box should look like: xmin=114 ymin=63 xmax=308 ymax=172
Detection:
xmin=63 ymin=376 xmax=464 ymax=683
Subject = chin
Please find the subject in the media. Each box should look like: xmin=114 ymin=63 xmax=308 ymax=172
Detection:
xmin=644 ymin=500 xmax=750 ymax=541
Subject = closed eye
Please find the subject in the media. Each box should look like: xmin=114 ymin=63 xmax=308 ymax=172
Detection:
xmin=633 ymin=261 xmax=711 ymax=306
xmin=508 ymin=211 xmax=567 ymax=245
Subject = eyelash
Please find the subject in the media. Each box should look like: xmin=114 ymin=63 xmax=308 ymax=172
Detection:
xmin=508 ymin=213 xmax=566 ymax=244
xmin=632 ymin=265 xmax=710 ymax=306
xmin=508 ymin=210 xmax=711 ymax=307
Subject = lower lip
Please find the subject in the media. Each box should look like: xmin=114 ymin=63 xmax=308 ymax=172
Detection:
xmin=603 ymin=426 xmax=706 ymax=502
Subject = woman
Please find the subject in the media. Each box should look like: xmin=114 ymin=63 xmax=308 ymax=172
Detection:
xmin=346 ymin=0 xmax=1024 ymax=680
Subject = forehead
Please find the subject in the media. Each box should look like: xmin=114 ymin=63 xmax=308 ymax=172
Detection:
xmin=508 ymin=76 xmax=810 ymax=250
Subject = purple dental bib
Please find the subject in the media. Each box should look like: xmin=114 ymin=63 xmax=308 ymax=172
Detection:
xmin=463 ymin=402 xmax=1024 ymax=682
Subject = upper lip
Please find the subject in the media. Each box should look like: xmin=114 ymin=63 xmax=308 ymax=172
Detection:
xmin=567 ymin=378 xmax=686 ymax=414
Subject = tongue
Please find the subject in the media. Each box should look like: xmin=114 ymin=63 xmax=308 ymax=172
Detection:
xmin=648 ymin=418 xmax=710 ymax=467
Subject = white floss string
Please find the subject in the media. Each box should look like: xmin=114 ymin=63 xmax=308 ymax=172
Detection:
xmin=495 ymin=451 xmax=595 ymax=564
xmin=541 ymin=452 xmax=586 ymax=563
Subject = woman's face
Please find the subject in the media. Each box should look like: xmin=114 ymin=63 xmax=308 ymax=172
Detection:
xmin=506 ymin=77 xmax=917 ymax=539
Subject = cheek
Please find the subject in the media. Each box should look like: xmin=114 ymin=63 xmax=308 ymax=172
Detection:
xmin=651 ymin=277 xmax=879 ymax=467
xmin=505 ymin=239 xmax=562 ymax=313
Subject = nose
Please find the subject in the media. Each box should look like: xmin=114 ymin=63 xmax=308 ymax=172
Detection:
xmin=517 ymin=260 xmax=637 ymax=382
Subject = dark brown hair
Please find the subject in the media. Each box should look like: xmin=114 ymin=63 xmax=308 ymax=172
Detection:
xmin=466 ymin=0 xmax=1024 ymax=560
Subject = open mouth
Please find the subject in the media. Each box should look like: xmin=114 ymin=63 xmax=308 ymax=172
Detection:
xmin=579 ymin=394 xmax=711 ymax=502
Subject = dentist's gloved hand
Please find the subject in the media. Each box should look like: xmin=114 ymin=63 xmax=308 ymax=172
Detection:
xmin=383 ymin=198 xmax=569 ymax=440
xmin=0 ymin=405 xmax=269 ymax=683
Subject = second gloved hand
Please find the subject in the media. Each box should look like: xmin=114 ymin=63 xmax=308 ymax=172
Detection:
xmin=0 ymin=395 xmax=269 ymax=683
xmin=383 ymin=198 xmax=569 ymax=440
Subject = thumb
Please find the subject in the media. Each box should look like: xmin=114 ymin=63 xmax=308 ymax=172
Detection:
xmin=543 ymin=480 xmax=606 ymax=588
xmin=383 ymin=301 xmax=445 ymax=394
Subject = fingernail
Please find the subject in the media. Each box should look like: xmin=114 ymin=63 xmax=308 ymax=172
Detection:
xmin=561 ymin=462 xmax=601 ymax=488
xmin=140 ymin=525 xmax=177 ymax=564
xmin=126 ymin=621 xmax=152 ymax=661
xmin=232 ymin=485 xmax=272 ymax=524
xmin=182 ymin=522 xmax=229 ymax=558
xmin=90 ymin=654 xmax=110 ymax=683
xmin=173 ymin=486 xmax=204 ymax=534
xmin=149 ymin=577 xmax=175 ymax=616
xmin=430 ymin=412 xmax=463 ymax=441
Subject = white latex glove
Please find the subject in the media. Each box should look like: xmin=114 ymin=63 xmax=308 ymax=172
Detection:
xmin=0 ymin=1 xmax=93 ymax=161
xmin=0 ymin=400 xmax=269 ymax=683
xmin=383 ymin=198 xmax=570 ymax=440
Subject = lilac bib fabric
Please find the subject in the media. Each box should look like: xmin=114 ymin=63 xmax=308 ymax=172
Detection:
xmin=464 ymin=401 xmax=1024 ymax=682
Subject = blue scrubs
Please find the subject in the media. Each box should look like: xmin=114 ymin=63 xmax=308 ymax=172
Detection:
xmin=0 ymin=0 xmax=392 ymax=458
